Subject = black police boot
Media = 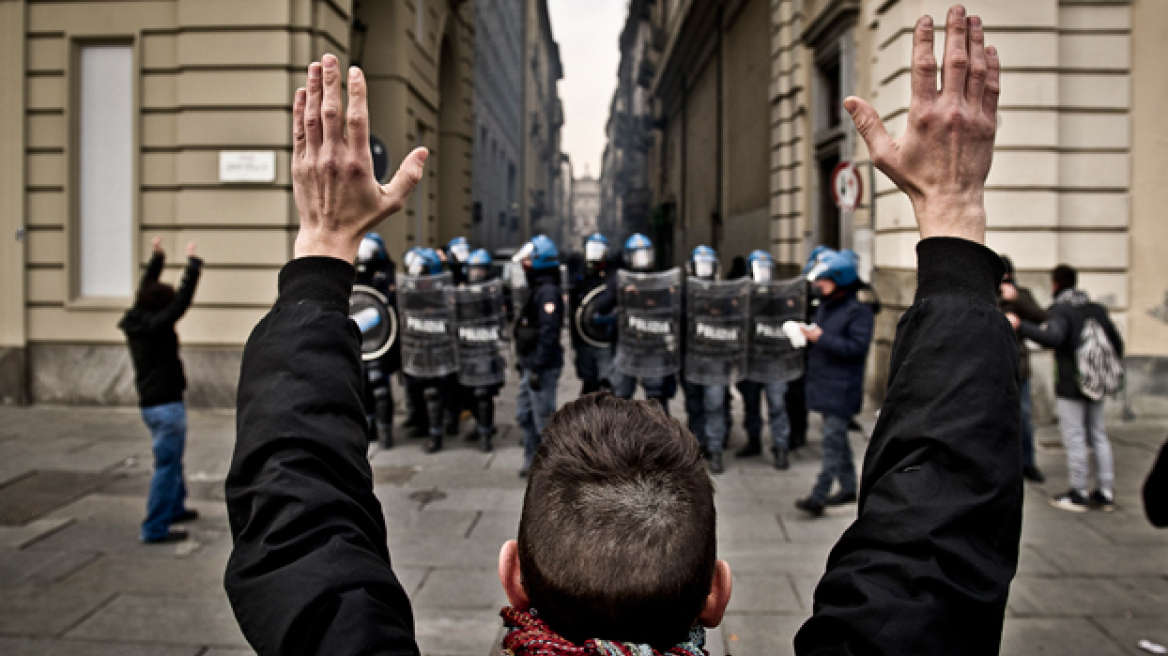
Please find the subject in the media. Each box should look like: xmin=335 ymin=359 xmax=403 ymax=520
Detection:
xmin=736 ymin=434 xmax=763 ymax=458
xmin=795 ymin=496 xmax=826 ymax=517
xmin=708 ymin=452 xmax=725 ymax=475
xmin=772 ymin=447 xmax=789 ymax=471
xmin=377 ymin=422 xmax=393 ymax=450
xmin=479 ymin=429 xmax=493 ymax=453
xmin=444 ymin=412 xmax=460 ymax=437
xmin=425 ymin=431 xmax=443 ymax=454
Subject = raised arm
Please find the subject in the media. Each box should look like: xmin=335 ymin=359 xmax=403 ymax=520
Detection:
xmin=139 ymin=237 xmax=166 ymax=291
xmin=145 ymin=243 xmax=203 ymax=331
xmin=224 ymin=53 xmax=428 ymax=656
xmin=796 ymin=7 xmax=1023 ymax=655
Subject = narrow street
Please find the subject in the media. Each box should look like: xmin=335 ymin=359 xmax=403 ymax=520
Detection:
xmin=1 ymin=366 xmax=1166 ymax=656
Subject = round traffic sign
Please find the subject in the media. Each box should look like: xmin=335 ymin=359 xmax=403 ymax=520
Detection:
xmin=831 ymin=161 xmax=863 ymax=212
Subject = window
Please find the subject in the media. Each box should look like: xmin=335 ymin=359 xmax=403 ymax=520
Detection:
xmin=77 ymin=44 xmax=134 ymax=299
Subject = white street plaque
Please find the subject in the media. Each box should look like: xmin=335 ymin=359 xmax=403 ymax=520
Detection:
xmin=219 ymin=151 xmax=277 ymax=183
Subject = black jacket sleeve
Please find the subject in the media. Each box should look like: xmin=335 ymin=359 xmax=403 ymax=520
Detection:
xmin=145 ymin=257 xmax=204 ymax=332
xmin=224 ymin=257 xmax=419 ymax=656
xmin=1145 ymin=438 xmax=1168 ymax=528
xmin=1011 ymin=288 xmax=1047 ymax=325
xmin=1018 ymin=306 xmax=1070 ymax=349
xmin=140 ymin=252 xmax=165 ymax=291
xmin=795 ymin=238 xmax=1022 ymax=656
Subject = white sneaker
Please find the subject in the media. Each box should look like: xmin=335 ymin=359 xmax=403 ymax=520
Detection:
xmin=1050 ymin=490 xmax=1090 ymax=513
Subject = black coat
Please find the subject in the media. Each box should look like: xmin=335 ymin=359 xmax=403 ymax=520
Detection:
xmin=118 ymin=253 xmax=202 ymax=407
xmin=804 ymin=290 xmax=874 ymax=418
xmin=1018 ymin=290 xmax=1124 ymax=400
xmin=225 ymin=238 xmax=1022 ymax=656
xmin=1145 ymin=438 xmax=1168 ymax=528
xmin=999 ymin=285 xmax=1045 ymax=381
xmin=514 ymin=268 xmax=564 ymax=373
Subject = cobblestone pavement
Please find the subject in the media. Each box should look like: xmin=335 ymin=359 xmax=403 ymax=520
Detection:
xmin=1 ymin=370 xmax=1166 ymax=656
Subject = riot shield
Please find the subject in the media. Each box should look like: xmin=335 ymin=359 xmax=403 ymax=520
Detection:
xmin=684 ymin=278 xmax=751 ymax=386
xmin=398 ymin=272 xmax=458 ymax=378
xmin=745 ymin=277 xmax=807 ymax=383
xmin=575 ymin=284 xmax=615 ymax=348
xmin=448 ymin=279 xmax=509 ymax=387
xmin=350 ymin=284 xmax=398 ymax=362
xmin=614 ymin=268 xmax=683 ymax=378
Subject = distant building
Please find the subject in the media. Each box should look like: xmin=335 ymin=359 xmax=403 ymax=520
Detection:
xmin=616 ymin=0 xmax=1168 ymax=417
xmin=0 ymin=0 xmax=475 ymax=406
xmin=522 ymin=0 xmax=567 ymax=245
xmin=571 ymin=175 xmax=602 ymax=248
xmin=472 ymin=0 xmax=523 ymax=253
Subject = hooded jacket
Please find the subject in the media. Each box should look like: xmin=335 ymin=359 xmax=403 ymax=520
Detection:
xmin=118 ymin=253 xmax=202 ymax=407
xmin=1018 ymin=289 xmax=1124 ymax=401
xmin=804 ymin=287 xmax=874 ymax=418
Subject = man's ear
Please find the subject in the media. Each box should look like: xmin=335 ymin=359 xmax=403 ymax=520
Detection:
xmin=697 ymin=559 xmax=732 ymax=628
xmin=498 ymin=540 xmax=530 ymax=610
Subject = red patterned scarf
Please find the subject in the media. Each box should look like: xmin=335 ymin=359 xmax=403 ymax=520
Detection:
xmin=500 ymin=607 xmax=710 ymax=656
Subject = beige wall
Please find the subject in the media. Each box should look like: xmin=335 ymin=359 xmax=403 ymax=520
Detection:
xmin=769 ymin=0 xmax=811 ymax=271
xmin=1 ymin=0 xmax=26 ymax=349
xmin=1127 ymin=0 xmax=1168 ymax=357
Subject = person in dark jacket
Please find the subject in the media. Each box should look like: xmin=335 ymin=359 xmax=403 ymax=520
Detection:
xmin=354 ymin=232 xmax=399 ymax=449
xmin=794 ymin=249 xmax=874 ymax=517
xmin=1010 ymin=264 xmax=1124 ymax=513
xmin=227 ymin=18 xmax=1021 ymax=653
xmin=998 ymin=254 xmax=1046 ymax=482
xmin=568 ymin=233 xmax=615 ymax=396
xmin=512 ymin=234 xmax=564 ymax=477
xmin=119 ymin=237 xmax=202 ymax=544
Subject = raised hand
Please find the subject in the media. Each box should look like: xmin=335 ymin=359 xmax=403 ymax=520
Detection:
xmin=152 ymin=236 xmax=164 ymax=256
xmin=292 ymin=54 xmax=428 ymax=262
xmin=186 ymin=241 xmax=198 ymax=259
xmin=844 ymin=5 xmax=998 ymax=244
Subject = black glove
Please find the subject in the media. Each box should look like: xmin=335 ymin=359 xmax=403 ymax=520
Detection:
xmin=528 ymin=371 xmax=542 ymax=391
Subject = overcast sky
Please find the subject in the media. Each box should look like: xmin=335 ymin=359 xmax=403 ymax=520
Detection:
xmin=547 ymin=0 xmax=627 ymax=180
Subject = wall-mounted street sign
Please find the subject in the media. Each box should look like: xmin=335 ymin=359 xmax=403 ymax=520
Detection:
xmin=219 ymin=151 xmax=277 ymax=183
xmin=831 ymin=161 xmax=863 ymax=212
xmin=370 ymin=133 xmax=390 ymax=183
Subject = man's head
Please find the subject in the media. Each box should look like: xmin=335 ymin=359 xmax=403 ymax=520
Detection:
xmin=499 ymin=393 xmax=731 ymax=648
xmin=135 ymin=281 xmax=176 ymax=312
xmin=1052 ymin=264 xmax=1077 ymax=295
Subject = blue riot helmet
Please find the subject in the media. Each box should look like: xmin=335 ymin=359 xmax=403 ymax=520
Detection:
xmin=747 ymin=249 xmax=775 ymax=283
xmin=585 ymin=233 xmax=609 ymax=263
xmin=466 ymin=248 xmax=493 ymax=284
xmin=806 ymin=249 xmax=858 ymax=287
xmin=358 ymin=233 xmax=388 ymax=265
xmin=404 ymin=247 xmax=443 ymax=276
xmin=512 ymin=234 xmax=559 ymax=270
xmin=624 ymin=233 xmax=654 ymax=271
xmin=447 ymin=236 xmax=471 ymax=265
xmin=689 ymin=245 xmax=719 ymax=280
xmin=801 ymin=245 xmax=831 ymax=275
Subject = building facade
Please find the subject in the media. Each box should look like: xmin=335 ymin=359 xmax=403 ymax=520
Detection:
xmin=571 ymin=175 xmax=601 ymax=247
xmin=0 ymin=0 xmax=475 ymax=406
xmin=521 ymin=0 xmax=566 ymax=244
xmin=611 ymin=0 xmax=1168 ymax=417
xmin=471 ymin=0 xmax=522 ymax=253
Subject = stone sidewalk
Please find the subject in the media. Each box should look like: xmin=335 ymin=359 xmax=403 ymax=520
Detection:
xmin=1 ymin=374 xmax=1166 ymax=656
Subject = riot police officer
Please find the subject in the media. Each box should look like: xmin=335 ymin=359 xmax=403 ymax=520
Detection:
xmin=513 ymin=235 xmax=564 ymax=476
xmin=446 ymin=236 xmax=472 ymax=286
xmin=604 ymin=234 xmax=679 ymax=412
xmin=449 ymin=249 xmax=506 ymax=452
xmin=682 ymin=245 xmax=750 ymax=475
xmin=354 ymin=233 xmax=400 ymax=448
xmin=569 ymin=233 xmax=615 ymax=396
xmin=400 ymin=247 xmax=459 ymax=453
xmin=736 ymin=250 xmax=797 ymax=469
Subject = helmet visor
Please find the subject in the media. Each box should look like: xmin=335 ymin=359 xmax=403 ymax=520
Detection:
xmin=694 ymin=259 xmax=717 ymax=279
xmin=806 ymin=261 xmax=829 ymax=282
xmin=357 ymin=238 xmax=379 ymax=263
xmin=449 ymin=242 xmax=470 ymax=263
xmin=751 ymin=260 xmax=774 ymax=283
xmin=468 ymin=266 xmax=491 ymax=284
xmin=404 ymin=252 xmax=426 ymax=276
xmin=629 ymin=249 xmax=653 ymax=270
xmin=512 ymin=242 xmax=535 ymax=264
xmin=585 ymin=241 xmax=607 ymax=262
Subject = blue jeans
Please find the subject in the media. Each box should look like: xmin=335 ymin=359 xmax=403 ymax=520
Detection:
xmin=1020 ymin=378 xmax=1036 ymax=469
xmin=611 ymin=371 xmax=667 ymax=400
xmin=140 ymin=401 xmax=189 ymax=541
xmin=811 ymin=413 xmax=856 ymax=501
xmin=682 ymin=381 xmax=727 ymax=453
xmin=575 ymin=344 xmax=613 ymax=385
xmin=739 ymin=380 xmax=791 ymax=451
xmin=517 ymin=367 xmax=561 ymax=468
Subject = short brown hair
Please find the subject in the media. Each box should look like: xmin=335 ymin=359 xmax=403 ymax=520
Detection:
xmin=517 ymin=393 xmax=716 ymax=648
